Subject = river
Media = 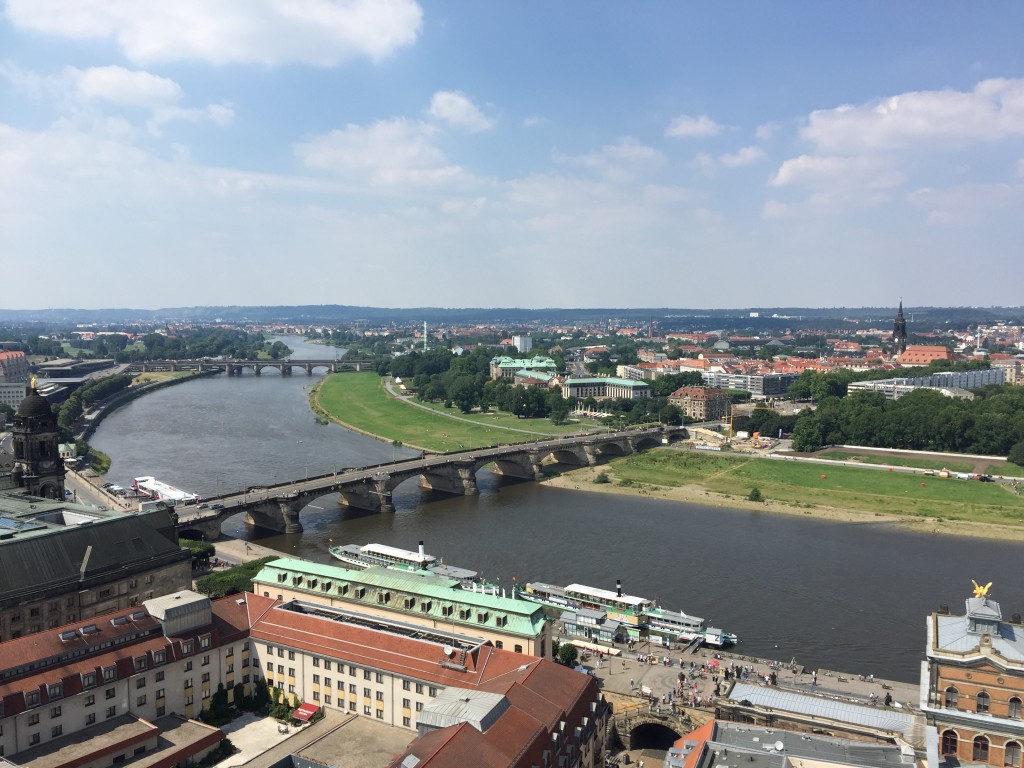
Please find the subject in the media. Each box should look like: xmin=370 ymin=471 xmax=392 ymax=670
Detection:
xmin=90 ymin=336 xmax=1024 ymax=683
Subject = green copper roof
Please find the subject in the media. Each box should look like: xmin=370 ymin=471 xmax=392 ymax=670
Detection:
xmin=254 ymin=558 xmax=547 ymax=638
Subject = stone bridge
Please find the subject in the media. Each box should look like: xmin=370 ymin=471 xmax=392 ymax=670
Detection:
xmin=128 ymin=359 xmax=374 ymax=376
xmin=610 ymin=707 xmax=707 ymax=752
xmin=174 ymin=426 xmax=688 ymax=537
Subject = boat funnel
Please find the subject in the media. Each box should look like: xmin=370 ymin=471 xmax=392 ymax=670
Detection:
xmin=419 ymin=540 xmax=425 ymax=568
xmin=616 ymin=580 xmax=622 ymax=597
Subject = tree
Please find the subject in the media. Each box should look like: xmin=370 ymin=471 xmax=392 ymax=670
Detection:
xmin=449 ymin=375 xmax=481 ymax=414
xmin=557 ymin=643 xmax=579 ymax=667
xmin=1009 ymin=440 xmax=1024 ymax=467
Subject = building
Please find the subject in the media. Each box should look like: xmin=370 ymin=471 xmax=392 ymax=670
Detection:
xmin=898 ymin=345 xmax=955 ymax=367
xmin=0 ymin=587 xmax=608 ymax=768
xmin=921 ymin=583 xmax=1024 ymax=768
xmin=9 ymin=386 xmax=65 ymax=500
xmin=0 ymin=493 xmax=192 ymax=642
xmin=489 ymin=356 xmax=558 ymax=380
xmin=668 ymin=386 xmax=731 ymax=421
xmin=0 ymin=383 xmax=28 ymax=412
xmin=561 ymin=377 xmax=651 ymax=400
xmin=892 ymin=301 xmax=908 ymax=355
xmin=847 ymin=369 xmax=1006 ymax=400
xmin=251 ymin=558 xmax=553 ymax=657
xmin=511 ymin=335 xmax=533 ymax=354
xmin=700 ymin=371 xmax=799 ymax=398
xmin=0 ymin=590 xmax=245 ymax=766
xmin=0 ymin=351 xmax=30 ymax=384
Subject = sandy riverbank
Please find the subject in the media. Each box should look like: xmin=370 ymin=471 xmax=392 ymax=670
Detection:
xmin=542 ymin=465 xmax=1024 ymax=543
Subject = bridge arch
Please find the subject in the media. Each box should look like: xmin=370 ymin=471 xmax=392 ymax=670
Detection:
xmin=591 ymin=440 xmax=630 ymax=458
xmin=626 ymin=720 xmax=684 ymax=752
xmin=632 ymin=435 xmax=663 ymax=450
xmin=177 ymin=527 xmax=209 ymax=542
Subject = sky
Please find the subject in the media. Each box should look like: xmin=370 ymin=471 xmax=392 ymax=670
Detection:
xmin=2 ymin=2 xmax=1023 ymax=312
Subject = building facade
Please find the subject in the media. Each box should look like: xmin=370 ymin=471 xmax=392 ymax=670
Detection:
xmin=922 ymin=585 xmax=1024 ymax=768
xmin=9 ymin=386 xmax=65 ymax=500
xmin=251 ymin=558 xmax=552 ymax=657
xmin=668 ymin=386 xmax=731 ymax=421
xmin=0 ymin=494 xmax=192 ymax=642
xmin=489 ymin=356 xmax=557 ymax=380
xmin=561 ymin=377 xmax=651 ymax=400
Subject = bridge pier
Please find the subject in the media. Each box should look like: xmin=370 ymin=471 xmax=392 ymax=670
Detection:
xmin=418 ymin=465 xmax=479 ymax=496
xmin=244 ymin=497 xmax=304 ymax=533
xmin=337 ymin=478 xmax=393 ymax=514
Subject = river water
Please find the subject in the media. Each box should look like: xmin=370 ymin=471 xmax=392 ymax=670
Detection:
xmin=90 ymin=336 xmax=1024 ymax=682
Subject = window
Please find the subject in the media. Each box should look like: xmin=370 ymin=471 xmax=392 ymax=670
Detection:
xmin=136 ymin=695 xmax=146 ymax=706
xmin=364 ymin=687 xmax=371 ymax=697
xmin=375 ymin=672 xmax=384 ymax=683
xmin=349 ymin=684 xmax=356 ymax=694
xmin=313 ymin=658 xmax=320 ymax=668
xmin=30 ymin=733 xmax=40 ymax=745
xmin=184 ymin=661 xmax=192 ymax=672
xmin=277 ymin=648 xmax=284 ymax=658
xmin=364 ymin=670 xmax=371 ymax=680
xmin=267 ymin=644 xmax=274 ymax=654
xmin=133 ymin=657 xmax=147 ymax=672
xmin=313 ymin=675 xmax=320 ymax=684
xmin=51 ymin=725 xmax=62 ymax=738
xmin=136 ymin=678 xmax=146 ymax=689
xmin=403 ymin=698 xmax=411 ymax=708
xmin=156 ymin=706 xmax=165 ymax=717
xmin=203 ymin=688 xmax=211 ymax=699
xmin=181 ymin=640 xmax=193 ymax=655
xmin=977 ymin=691 xmax=991 ymax=713
xmin=415 ymin=684 xmax=423 ymax=694
xmin=974 ymin=736 xmax=990 ymax=762
xmin=415 ymin=702 xmax=423 ymax=712
xmin=28 ymin=714 xmax=40 ymax=726
xmin=288 ymin=685 xmax=295 ymax=694
xmin=324 ymin=695 xmax=331 ymax=705
xmin=155 ymin=671 xmax=164 ymax=682
xmin=495 ymin=641 xmax=503 ymax=649
xmin=26 ymin=691 xmax=40 ymax=706
xmin=1007 ymin=742 xmax=1022 ymax=768
xmin=364 ymin=706 xmax=372 ymax=715
xmin=85 ymin=695 xmax=95 ymax=707
xmin=103 ymin=666 xmax=116 ymax=682
xmin=288 ymin=650 xmax=295 ymax=661
xmin=287 ymin=668 xmax=295 ymax=678
xmin=429 ymin=687 xmax=437 ymax=697
xmin=403 ymin=716 xmax=411 ymax=727
xmin=277 ymin=665 xmax=284 ymax=674
xmin=50 ymin=706 xmax=61 ymax=718
xmin=324 ymin=660 xmax=332 ymax=671
xmin=243 ymin=641 xmax=250 ymax=651
xmin=201 ymin=673 xmax=210 ymax=683
xmin=200 ymin=634 xmax=211 ymax=649
xmin=154 ymin=650 xmax=165 ymax=665
xmin=402 ymin=680 xmax=411 ymax=691
xmin=348 ymin=666 xmax=356 ymax=676
xmin=376 ymin=691 xmax=384 ymax=701
xmin=86 ymin=713 xmax=96 ymax=725
xmin=202 ymin=655 xmax=210 ymax=666
xmin=184 ymin=679 xmax=193 ymax=690
xmin=1011 ymin=697 xmax=1023 ymax=719
xmin=266 ymin=662 xmax=273 ymax=671
xmin=185 ymin=695 xmax=193 ymax=705
xmin=514 ymin=644 xmax=523 ymax=654
xmin=106 ymin=688 xmax=116 ymax=700
xmin=349 ymin=701 xmax=356 ymax=711
xmin=106 ymin=706 xmax=116 ymax=719
xmin=83 ymin=672 xmax=96 ymax=688
xmin=324 ymin=678 xmax=332 ymax=688
xmin=376 ymin=709 xmax=384 ymax=719
xmin=156 ymin=689 xmax=164 ymax=699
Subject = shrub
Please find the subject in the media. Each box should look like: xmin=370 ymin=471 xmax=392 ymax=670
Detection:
xmin=594 ymin=472 xmax=611 ymax=484
xmin=747 ymin=486 xmax=764 ymax=502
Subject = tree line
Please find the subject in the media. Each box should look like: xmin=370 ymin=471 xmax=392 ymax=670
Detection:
xmin=790 ymin=385 xmax=1024 ymax=463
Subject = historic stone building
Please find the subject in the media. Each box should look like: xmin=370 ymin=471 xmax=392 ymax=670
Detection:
xmin=922 ymin=582 xmax=1024 ymax=768
xmin=0 ymin=493 xmax=192 ymax=642
xmin=9 ymin=384 xmax=65 ymax=500
xmin=668 ymin=385 xmax=731 ymax=421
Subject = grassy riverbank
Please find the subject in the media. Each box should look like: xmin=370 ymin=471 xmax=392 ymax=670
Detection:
xmin=314 ymin=372 xmax=564 ymax=452
xmin=543 ymin=450 xmax=1024 ymax=540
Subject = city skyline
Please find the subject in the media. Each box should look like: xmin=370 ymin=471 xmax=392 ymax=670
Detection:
xmin=2 ymin=2 xmax=1023 ymax=310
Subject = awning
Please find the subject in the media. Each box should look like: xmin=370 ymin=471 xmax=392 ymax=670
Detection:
xmin=569 ymin=639 xmax=621 ymax=656
xmin=291 ymin=702 xmax=319 ymax=722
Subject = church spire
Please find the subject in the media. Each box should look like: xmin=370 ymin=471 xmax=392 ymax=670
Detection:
xmin=892 ymin=299 xmax=907 ymax=356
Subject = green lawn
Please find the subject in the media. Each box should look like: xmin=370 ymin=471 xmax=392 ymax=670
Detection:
xmin=817 ymin=450 xmax=974 ymax=473
xmin=315 ymin=372 xmax=583 ymax=452
xmin=412 ymin=397 xmax=598 ymax=436
xmin=607 ymin=450 xmax=1024 ymax=528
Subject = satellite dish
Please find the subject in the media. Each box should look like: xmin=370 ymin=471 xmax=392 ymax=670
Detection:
xmin=775 ymin=741 xmax=785 ymax=752
xmin=442 ymin=645 xmax=454 ymax=656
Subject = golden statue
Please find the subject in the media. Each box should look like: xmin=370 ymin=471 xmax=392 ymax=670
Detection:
xmin=972 ymin=580 xmax=993 ymax=599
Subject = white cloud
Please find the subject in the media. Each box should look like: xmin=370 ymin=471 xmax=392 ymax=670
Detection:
xmin=665 ymin=114 xmax=721 ymax=138
xmin=771 ymin=154 xmax=904 ymax=191
xmin=73 ymin=65 xmax=181 ymax=107
xmin=149 ymin=103 xmax=235 ymax=132
xmin=691 ymin=152 xmax=716 ymax=177
xmin=906 ymin=182 xmax=1021 ymax=224
xmin=4 ymin=0 xmax=423 ymax=66
xmin=802 ymin=78 xmax=1024 ymax=153
xmin=557 ymin=138 xmax=664 ymax=183
xmin=719 ymin=146 xmax=765 ymax=168
xmin=755 ymin=122 xmax=780 ymax=142
xmin=427 ymin=91 xmax=494 ymax=133
xmin=295 ymin=118 xmax=465 ymax=186
xmin=522 ymin=114 xmax=546 ymax=128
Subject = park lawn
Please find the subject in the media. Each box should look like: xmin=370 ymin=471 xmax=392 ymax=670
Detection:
xmin=132 ymin=371 xmax=198 ymax=384
xmin=991 ymin=463 xmax=1024 ymax=478
xmin=412 ymin=398 xmax=596 ymax=436
xmin=816 ymin=450 xmax=974 ymax=473
xmin=317 ymin=372 xmax=558 ymax=452
xmin=608 ymin=450 xmax=1024 ymax=527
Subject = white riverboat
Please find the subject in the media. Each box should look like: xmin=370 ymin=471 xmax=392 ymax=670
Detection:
xmin=329 ymin=541 xmax=482 ymax=584
xmin=131 ymin=476 xmax=199 ymax=507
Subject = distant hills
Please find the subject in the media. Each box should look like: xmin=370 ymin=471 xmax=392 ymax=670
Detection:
xmin=0 ymin=304 xmax=1021 ymax=328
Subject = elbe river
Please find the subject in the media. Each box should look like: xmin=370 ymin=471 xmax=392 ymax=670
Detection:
xmin=91 ymin=337 xmax=1024 ymax=683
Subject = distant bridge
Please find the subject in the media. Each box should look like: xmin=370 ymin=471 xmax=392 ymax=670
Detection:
xmin=127 ymin=358 xmax=374 ymax=376
xmin=175 ymin=426 xmax=688 ymax=538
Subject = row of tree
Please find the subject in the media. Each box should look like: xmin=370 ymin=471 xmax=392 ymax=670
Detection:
xmin=115 ymin=329 xmax=290 ymax=361
xmin=790 ymin=385 xmax=1024 ymax=461
xmin=57 ymin=374 xmax=132 ymax=433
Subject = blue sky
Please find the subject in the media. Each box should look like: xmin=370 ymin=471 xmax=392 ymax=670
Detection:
xmin=2 ymin=2 xmax=1023 ymax=311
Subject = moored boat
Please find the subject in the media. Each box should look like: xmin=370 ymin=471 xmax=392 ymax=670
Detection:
xmin=329 ymin=540 xmax=483 ymax=585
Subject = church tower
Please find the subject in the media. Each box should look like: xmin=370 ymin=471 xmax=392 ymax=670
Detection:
xmin=891 ymin=301 xmax=908 ymax=356
xmin=10 ymin=381 xmax=66 ymax=499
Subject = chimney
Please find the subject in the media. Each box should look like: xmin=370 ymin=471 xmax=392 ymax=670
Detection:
xmin=418 ymin=540 xmax=425 ymax=568
xmin=616 ymin=580 xmax=622 ymax=597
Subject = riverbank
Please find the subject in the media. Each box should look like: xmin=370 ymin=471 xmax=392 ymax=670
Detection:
xmin=543 ymin=463 xmax=1024 ymax=542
